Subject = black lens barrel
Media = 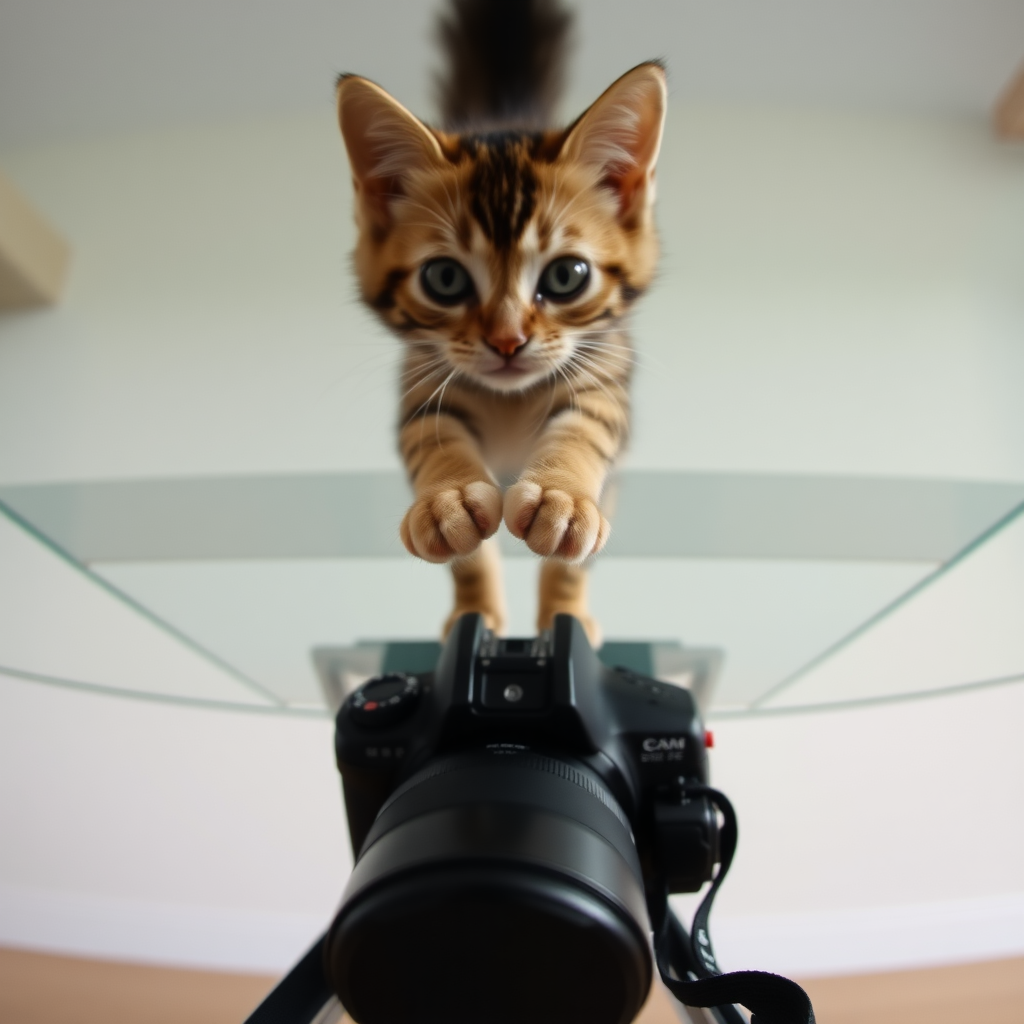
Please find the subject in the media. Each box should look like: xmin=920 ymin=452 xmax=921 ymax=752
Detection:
xmin=325 ymin=749 xmax=653 ymax=1024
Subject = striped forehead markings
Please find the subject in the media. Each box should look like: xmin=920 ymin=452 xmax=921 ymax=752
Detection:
xmin=460 ymin=132 xmax=542 ymax=251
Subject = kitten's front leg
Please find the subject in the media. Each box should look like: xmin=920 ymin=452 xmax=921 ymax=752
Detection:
xmin=537 ymin=559 xmax=600 ymax=647
xmin=444 ymin=536 xmax=506 ymax=637
xmin=504 ymin=390 xmax=628 ymax=646
xmin=398 ymin=411 xmax=502 ymax=564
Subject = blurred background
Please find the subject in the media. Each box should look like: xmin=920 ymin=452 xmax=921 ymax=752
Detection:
xmin=1 ymin=2 xmax=1023 ymax=1021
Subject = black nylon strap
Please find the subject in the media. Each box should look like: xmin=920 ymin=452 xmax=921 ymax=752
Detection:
xmin=653 ymin=785 xmax=816 ymax=1024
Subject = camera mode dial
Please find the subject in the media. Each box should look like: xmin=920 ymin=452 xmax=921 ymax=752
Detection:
xmin=347 ymin=673 xmax=421 ymax=730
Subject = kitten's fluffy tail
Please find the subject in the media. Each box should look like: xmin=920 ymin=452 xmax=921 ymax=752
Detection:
xmin=436 ymin=0 xmax=573 ymax=129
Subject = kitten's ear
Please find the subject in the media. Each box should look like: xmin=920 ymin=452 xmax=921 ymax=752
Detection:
xmin=560 ymin=62 xmax=667 ymax=224
xmin=336 ymin=75 xmax=446 ymax=226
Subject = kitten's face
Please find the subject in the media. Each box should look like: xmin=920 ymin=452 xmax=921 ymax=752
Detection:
xmin=338 ymin=65 xmax=666 ymax=394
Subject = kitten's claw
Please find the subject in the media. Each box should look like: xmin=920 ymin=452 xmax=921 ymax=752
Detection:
xmin=504 ymin=481 xmax=610 ymax=563
xmin=400 ymin=481 xmax=502 ymax=563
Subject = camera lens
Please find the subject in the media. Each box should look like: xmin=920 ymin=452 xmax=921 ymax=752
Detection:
xmin=325 ymin=749 xmax=652 ymax=1024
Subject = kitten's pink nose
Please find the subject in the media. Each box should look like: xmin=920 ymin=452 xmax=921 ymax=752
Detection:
xmin=484 ymin=331 xmax=529 ymax=357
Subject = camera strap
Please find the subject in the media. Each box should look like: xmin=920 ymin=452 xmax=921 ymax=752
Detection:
xmin=652 ymin=784 xmax=816 ymax=1024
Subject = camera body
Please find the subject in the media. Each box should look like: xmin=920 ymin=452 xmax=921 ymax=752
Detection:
xmin=336 ymin=613 xmax=718 ymax=893
xmin=329 ymin=614 xmax=720 ymax=1024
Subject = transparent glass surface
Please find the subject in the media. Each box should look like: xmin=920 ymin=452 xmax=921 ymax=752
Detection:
xmin=3 ymin=472 xmax=1021 ymax=718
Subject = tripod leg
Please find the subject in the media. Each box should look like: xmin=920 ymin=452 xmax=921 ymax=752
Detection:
xmin=310 ymin=997 xmax=344 ymax=1024
xmin=243 ymin=934 xmax=336 ymax=1024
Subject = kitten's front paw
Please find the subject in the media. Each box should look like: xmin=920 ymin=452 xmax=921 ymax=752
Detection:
xmin=400 ymin=481 xmax=502 ymax=563
xmin=504 ymin=481 xmax=610 ymax=563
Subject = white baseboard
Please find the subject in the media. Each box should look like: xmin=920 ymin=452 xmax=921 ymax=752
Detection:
xmin=0 ymin=883 xmax=329 ymax=973
xmin=674 ymin=893 xmax=1024 ymax=977
xmin=4 ymin=882 xmax=1022 ymax=978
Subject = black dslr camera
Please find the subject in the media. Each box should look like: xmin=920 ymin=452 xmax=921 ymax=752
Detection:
xmin=244 ymin=615 xmax=814 ymax=1024
xmin=327 ymin=613 xmax=720 ymax=1024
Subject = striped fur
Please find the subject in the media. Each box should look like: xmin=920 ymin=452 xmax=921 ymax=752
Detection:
xmin=336 ymin=25 xmax=666 ymax=642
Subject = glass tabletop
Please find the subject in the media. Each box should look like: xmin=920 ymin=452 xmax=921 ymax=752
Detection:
xmin=3 ymin=469 xmax=1021 ymax=718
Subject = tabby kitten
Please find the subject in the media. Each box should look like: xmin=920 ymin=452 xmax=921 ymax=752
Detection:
xmin=336 ymin=0 xmax=665 ymax=643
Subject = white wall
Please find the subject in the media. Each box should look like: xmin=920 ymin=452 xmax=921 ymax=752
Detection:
xmin=1 ymin=104 xmax=1022 ymax=483
xmin=698 ymin=679 xmax=1024 ymax=974
xmin=642 ymin=106 xmax=1024 ymax=481
xmin=0 ymin=671 xmax=347 ymax=973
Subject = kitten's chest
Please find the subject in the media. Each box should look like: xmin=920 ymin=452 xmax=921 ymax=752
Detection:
xmin=464 ymin=386 xmax=555 ymax=477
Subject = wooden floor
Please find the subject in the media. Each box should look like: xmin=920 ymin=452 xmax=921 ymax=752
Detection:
xmin=798 ymin=959 xmax=1024 ymax=1024
xmin=0 ymin=948 xmax=274 ymax=1024
xmin=1 ymin=946 xmax=1021 ymax=1023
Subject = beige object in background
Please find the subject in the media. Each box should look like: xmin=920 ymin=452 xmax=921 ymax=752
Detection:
xmin=0 ymin=169 xmax=70 ymax=310
xmin=995 ymin=61 xmax=1024 ymax=139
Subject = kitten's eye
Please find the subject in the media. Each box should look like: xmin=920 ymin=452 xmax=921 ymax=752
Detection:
xmin=421 ymin=259 xmax=473 ymax=304
xmin=538 ymin=257 xmax=589 ymax=301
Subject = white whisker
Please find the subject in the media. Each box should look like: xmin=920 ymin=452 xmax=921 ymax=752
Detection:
xmin=565 ymin=356 xmax=623 ymax=410
xmin=433 ymin=368 xmax=460 ymax=448
xmin=407 ymin=368 xmax=458 ymax=444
